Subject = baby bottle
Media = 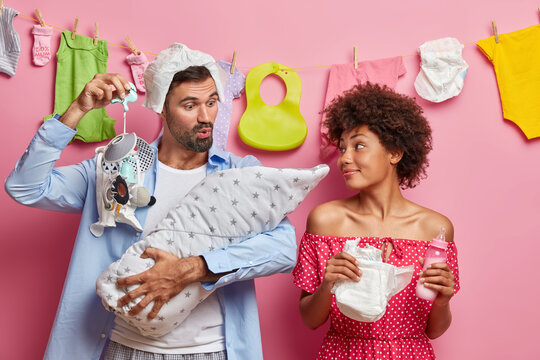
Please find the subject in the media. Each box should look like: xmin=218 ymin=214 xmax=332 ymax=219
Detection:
xmin=416 ymin=228 xmax=448 ymax=301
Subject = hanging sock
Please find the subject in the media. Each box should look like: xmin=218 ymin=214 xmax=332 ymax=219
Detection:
xmin=126 ymin=51 xmax=149 ymax=93
xmin=32 ymin=24 xmax=53 ymax=66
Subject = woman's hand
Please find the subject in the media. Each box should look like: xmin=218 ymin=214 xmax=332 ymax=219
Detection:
xmin=418 ymin=258 xmax=455 ymax=306
xmin=320 ymin=252 xmax=361 ymax=293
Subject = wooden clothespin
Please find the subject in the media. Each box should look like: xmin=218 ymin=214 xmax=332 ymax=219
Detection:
xmin=0 ymin=0 xmax=5 ymax=18
xmin=35 ymin=8 xmax=45 ymax=27
xmin=353 ymin=46 xmax=358 ymax=69
xmin=93 ymin=22 xmax=99 ymax=45
xmin=492 ymin=20 xmax=499 ymax=43
xmin=230 ymin=50 xmax=238 ymax=74
xmin=125 ymin=37 xmax=139 ymax=55
xmin=72 ymin=17 xmax=79 ymax=39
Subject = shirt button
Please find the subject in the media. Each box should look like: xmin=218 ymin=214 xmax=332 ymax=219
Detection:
xmin=136 ymin=232 xmax=141 ymax=237
xmin=100 ymin=333 xmax=106 ymax=339
xmin=224 ymin=278 xmax=228 ymax=283
xmin=249 ymin=261 xmax=253 ymax=265
xmin=43 ymin=125 xmax=48 ymax=130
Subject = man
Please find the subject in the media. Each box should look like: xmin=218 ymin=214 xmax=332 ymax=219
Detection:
xmin=5 ymin=44 xmax=296 ymax=360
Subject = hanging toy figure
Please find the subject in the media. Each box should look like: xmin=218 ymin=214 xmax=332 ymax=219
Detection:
xmin=90 ymin=83 xmax=156 ymax=237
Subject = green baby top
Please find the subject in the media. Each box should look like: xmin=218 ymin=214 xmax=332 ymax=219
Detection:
xmin=46 ymin=30 xmax=116 ymax=142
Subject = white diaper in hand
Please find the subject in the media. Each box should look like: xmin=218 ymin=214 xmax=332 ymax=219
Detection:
xmin=332 ymin=240 xmax=414 ymax=322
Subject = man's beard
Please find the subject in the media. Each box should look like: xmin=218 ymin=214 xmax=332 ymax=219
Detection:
xmin=165 ymin=114 xmax=213 ymax=153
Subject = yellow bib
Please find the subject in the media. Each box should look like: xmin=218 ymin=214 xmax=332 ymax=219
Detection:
xmin=238 ymin=62 xmax=307 ymax=150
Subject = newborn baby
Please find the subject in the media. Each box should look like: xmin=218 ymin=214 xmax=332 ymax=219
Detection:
xmin=96 ymin=164 xmax=329 ymax=337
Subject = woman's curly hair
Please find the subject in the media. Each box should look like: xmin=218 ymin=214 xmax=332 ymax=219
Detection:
xmin=323 ymin=82 xmax=432 ymax=189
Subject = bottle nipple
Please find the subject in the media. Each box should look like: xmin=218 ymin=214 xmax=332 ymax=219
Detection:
xmin=436 ymin=227 xmax=446 ymax=241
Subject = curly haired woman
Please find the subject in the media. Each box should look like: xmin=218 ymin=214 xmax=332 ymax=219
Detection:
xmin=293 ymin=82 xmax=460 ymax=359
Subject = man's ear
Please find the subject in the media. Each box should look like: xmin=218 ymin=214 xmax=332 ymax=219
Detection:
xmin=389 ymin=149 xmax=404 ymax=165
xmin=159 ymin=107 xmax=166 ymax=121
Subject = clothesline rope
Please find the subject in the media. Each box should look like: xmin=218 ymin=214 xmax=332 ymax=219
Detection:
xmin=19 ymin=12 xmax=478 ymax=70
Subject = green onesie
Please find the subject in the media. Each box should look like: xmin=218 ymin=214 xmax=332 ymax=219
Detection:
xmin=46 ymin=30 xmax=116 ymax=142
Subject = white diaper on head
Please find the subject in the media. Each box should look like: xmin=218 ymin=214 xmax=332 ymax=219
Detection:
xmin=143 ymin=43 xmax=224 ymax=113
xmin=332 ymin=240 xmax=414 ymax=322
xmin=414 ymin=37 xmax=468 ymax=103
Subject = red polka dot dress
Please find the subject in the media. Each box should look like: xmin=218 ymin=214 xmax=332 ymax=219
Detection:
xmin=293 ymin=233 xmax=460 ymax=359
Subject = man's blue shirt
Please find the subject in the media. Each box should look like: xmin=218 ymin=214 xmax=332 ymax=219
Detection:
xmin=5 ymin=117 xmax=297 ymax=360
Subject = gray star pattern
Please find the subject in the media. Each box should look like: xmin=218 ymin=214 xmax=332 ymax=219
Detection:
xmin=230 ymin=219 xmax=237 ymax=226
xmin=251 ymin=211 xmax=257 ymax=218
xmin=167 ymin=239 xmax=174 ymax=245
xmin=185 ymin=292 xmax=191 ymax=298
xmin=252 ymin=192 xmax=259 ymax=199
xmin=233 ymin=179 xmax=240 ymax=185
xmin=209 ymin=226 xmax=216 ymax=233
xmin=274 ymin=185 xmax=280 ymax=191
xmin=209 ymin=206 xmax=217 ymax=212
xmin=270 ymin=202 xmax=276 ymax=208
xmin=212 ymin=187 xmax=219 ymax=193
xmin=256 ymin=172 xmax=262 ymax=179
xmin=293 ymin=177 xmax=299 ymax=183
xmin=231 ymin=199 xmax=239 ymax=206
xmin=190 ymin=212 xmax=196 ymax=219
xmin=189 ymin=232 xmax=195 ymax=239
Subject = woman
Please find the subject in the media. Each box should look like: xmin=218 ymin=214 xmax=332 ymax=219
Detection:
xmin=293 ymin=82 xmax=459 ymax=359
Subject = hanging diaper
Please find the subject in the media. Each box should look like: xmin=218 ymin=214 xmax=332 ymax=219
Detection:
xmin=414 ymin=37 xmax=468 ymax=103
xmin=90 ymin=133 xmax=156 ymax=237
xmin=238 ymin=62 xmax=307 ymax=151
xmin=332 ymin=240 xmax=414 ymax=322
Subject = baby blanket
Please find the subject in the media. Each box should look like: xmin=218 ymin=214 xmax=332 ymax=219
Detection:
xmin=97 ymin=164 xmax=329 ymax=337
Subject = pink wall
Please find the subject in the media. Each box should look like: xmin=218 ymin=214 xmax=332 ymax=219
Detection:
xmin=2 ymin=0 xmax=540 ymax=358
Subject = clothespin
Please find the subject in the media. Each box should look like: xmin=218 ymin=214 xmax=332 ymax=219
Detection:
xmin=231 ymin=50 xmax=237 ymax=74
xmin=72 ymin=17 xmax=79 ymax=40
xmin=0 ymin=0 xmax=4 ymax=18
xmin=35 ymin=8 xmax=45 ymax=27
xmin=353 ymin=46 xmax=358 ymax=69
xmin=492 ymin=20 xmax=499 ymax=43
xmin=125 ymin=37 xmax=139 ymax=55
xmin=94 ymin=22 xmax=99 ymax=45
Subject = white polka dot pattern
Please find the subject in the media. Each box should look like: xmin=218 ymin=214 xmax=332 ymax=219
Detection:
xmin=214 ymin=60 xmax=245 ymax=151
xmin=292 ymin=232 xmax=460 ymax=359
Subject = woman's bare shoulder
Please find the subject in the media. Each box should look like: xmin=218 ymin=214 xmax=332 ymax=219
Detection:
xmin=414 ymin=205 xmax=455 ymax=242
xmin=306 ymin=199 xmax=348 ymax=235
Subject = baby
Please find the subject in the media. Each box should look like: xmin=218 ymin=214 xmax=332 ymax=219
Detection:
xmin=96 ymin=164 xmax=329 ymax=337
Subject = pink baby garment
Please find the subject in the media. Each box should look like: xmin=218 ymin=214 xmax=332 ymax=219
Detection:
xmin=320 ymin=57 xmax=406 ymax=159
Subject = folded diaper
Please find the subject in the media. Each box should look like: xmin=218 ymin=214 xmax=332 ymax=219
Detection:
xmin=96 ymin=164 xmax=329 ymax=337
xmin=414 ymin=37 xmax=468 ymax=103
xmin=332 ymin=240 xmax=414 ymax=322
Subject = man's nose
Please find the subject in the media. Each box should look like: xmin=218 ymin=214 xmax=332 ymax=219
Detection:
xmin=198 ymin=105 xmax=211 ymax=123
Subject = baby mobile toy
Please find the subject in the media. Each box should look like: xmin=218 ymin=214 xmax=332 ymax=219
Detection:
xmin=90 ymin=82 xmax=156 ymax=237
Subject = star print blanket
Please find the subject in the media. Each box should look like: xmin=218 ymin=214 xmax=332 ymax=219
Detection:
xmin=96 ymin=164 xmax=329 ymax=337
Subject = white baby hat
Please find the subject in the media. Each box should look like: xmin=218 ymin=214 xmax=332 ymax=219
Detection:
xmin=332 ymin=239 xmax=414 ymax=322
xmin=414 ymin=37 xmax=469 ymax=103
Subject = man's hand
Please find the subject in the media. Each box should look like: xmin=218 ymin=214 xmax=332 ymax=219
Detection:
xmin=116 ymin=248 xmax=209 ymax=320
xmin=61 ymin=73 xmax=131 ymax=129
